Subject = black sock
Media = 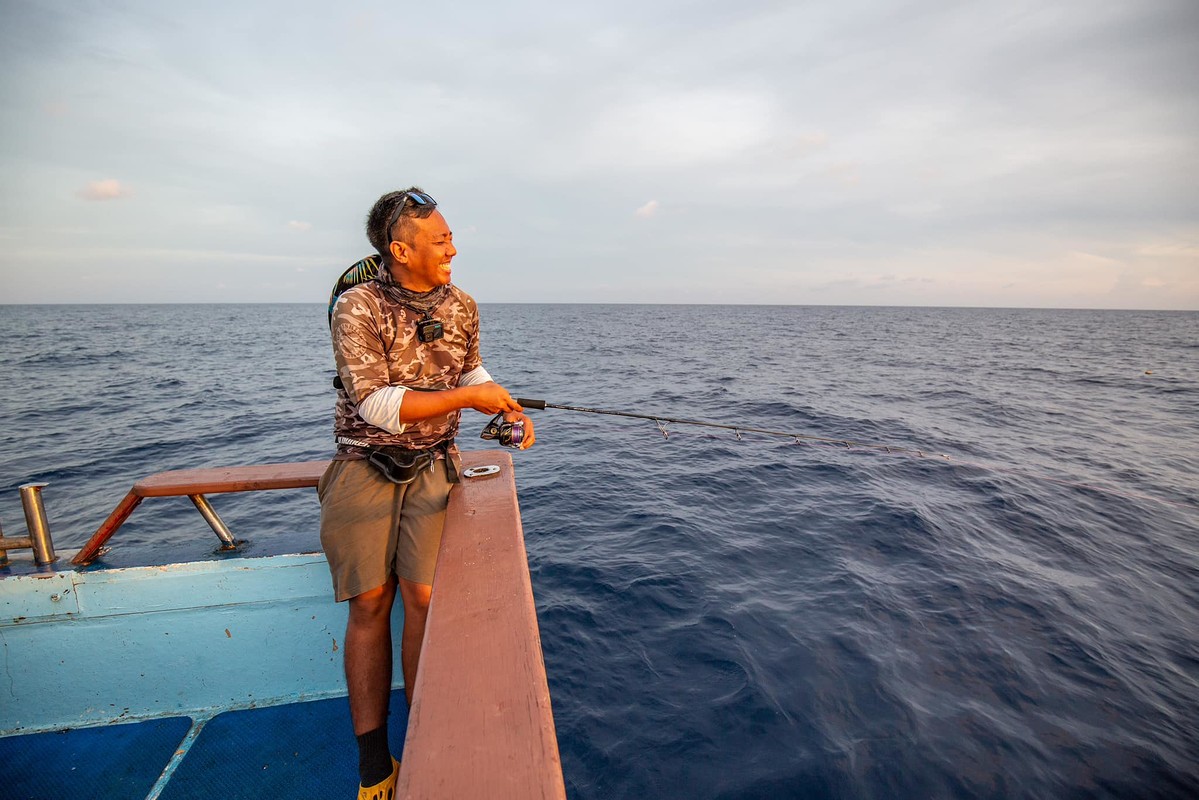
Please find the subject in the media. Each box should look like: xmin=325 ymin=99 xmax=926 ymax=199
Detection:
xmin=356 ymin=725 xmax=393 ymax=786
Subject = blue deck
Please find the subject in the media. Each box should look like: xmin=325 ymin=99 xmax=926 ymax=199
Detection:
xmin=1 ymin=691 xmax=409 ymax=799
xmin=2 ymin=717 xmax=190 ymax=799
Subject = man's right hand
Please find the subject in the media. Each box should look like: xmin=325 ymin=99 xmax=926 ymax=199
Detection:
xmin=467 ymin=382 xmax=523 ymax=415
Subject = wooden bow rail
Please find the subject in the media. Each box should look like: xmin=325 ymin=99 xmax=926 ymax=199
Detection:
xmin=72 ymin=461 xmax=331 ymax=565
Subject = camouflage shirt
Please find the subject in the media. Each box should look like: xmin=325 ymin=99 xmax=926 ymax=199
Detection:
xmin=329 ymin=280 xmax=482 ymax=457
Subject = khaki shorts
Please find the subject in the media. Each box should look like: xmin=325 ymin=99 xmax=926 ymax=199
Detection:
xmin=318 ymin=457 xmax=453 ymax=601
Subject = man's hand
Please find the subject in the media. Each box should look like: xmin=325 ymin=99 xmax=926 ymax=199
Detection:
xmin=467 ymin=382 xmax=523 ymax=415
xmin=504 ymin=411 xmax=536 ymax=450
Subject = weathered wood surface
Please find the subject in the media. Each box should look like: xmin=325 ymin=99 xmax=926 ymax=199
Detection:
xmin=133 ymin=460 xmax=330 ymax=496
xmin=398 ymin=449 xmax=566 ymax=800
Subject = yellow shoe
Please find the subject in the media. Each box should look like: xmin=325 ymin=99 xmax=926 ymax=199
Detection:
xmin=357 ymin=757 xmax=399 ymax=800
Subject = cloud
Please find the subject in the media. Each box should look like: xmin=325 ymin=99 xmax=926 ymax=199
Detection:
xmin=3 ymin=0 xmax=1196 ymax=308
xmin=78 ymin=179 xmax=130 ymax=201
xmin=635 ymin=200 xmax=660 ymax=218
xmin=787 ymin=132 xmax=830 ymax=157
xmin=580 ymin=89 xmax=775 ymax=169
xmin=824 ymin=162 xmax=860 ymax=186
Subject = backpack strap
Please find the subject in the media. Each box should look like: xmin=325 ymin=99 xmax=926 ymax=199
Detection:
xmin=327 ymin=254 xmax=382 ymax=325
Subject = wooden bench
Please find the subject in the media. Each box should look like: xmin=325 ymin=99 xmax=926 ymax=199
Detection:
xmin=71 ymin=461 xmax=330 ymax=565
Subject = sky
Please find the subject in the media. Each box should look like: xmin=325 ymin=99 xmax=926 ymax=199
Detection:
xmin=0 ymin=0 xmax=1196 ymax=308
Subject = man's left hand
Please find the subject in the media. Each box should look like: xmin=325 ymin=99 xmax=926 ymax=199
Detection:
xmin=503 ymin=411 xmax=536 ymax=450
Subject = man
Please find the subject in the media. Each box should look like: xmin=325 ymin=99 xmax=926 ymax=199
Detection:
xmin=319 ymin=188 xmax=534 ymax=800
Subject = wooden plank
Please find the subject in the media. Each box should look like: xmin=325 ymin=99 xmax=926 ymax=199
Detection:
xmin=133 ymin=460 xmax=329 ymax=497
xmin=398 ymin=450 xmax=566 ymax=800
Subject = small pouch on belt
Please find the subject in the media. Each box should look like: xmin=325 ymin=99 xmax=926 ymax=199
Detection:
xmin=365 ymin=446 xmax=435 ymax=485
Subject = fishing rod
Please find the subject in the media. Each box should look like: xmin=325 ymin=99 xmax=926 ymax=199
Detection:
xmin=478 ymin=397 xmax=1196 ymax=511
xmin=506 ymin=398 xmax=951 ymax=459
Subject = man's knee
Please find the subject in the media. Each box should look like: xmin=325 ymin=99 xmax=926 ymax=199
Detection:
xmin=399 ymin=578 xmax=432 ymax=618
xmin=348 ymin=581 xmax=397 ymax=625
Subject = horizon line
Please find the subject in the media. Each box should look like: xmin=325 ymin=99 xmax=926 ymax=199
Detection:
xmin=1 ymin=301 xmax=1195 ymax=313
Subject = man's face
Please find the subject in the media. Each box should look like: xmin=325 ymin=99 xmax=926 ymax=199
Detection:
xmin=392 ymin=209 xmax=456 ymax=292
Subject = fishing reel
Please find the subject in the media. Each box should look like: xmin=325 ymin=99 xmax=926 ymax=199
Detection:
xmin=480 ymin=413 xmax=526 ymax=449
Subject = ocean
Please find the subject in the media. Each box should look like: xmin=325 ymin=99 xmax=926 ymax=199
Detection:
xmin=1 ymin=303 xmax=1196 ymax=799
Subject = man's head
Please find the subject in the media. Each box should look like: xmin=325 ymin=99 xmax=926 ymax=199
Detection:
xmin=366 ymin=188 xmax=438 ymax=256
xmin=366 ymin=188 xmax=456 ymax=292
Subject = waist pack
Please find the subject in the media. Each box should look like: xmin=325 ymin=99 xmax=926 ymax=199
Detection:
xmin=365 ymin=442 xmax=459 ymax=485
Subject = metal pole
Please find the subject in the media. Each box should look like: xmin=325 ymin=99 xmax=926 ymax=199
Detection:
xmin=19 ymin=482 xmax=58 ymax=566
xmin=188 ymin=494 xmax=238 ymax=550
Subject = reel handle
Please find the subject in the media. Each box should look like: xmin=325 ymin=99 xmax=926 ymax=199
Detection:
xmin=515 ymin=397 xmax=546 ymax=410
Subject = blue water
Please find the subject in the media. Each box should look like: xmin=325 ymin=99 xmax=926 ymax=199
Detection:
xmin=1 ymin=304 xmax=1197 ymax=799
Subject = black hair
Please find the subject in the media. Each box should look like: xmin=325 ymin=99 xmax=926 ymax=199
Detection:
xmin=365 ymin=186 xmax=437 ymax=259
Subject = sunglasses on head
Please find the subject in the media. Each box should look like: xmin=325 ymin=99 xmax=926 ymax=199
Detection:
xmin=386 ymin=192 xmax=438 ymax=241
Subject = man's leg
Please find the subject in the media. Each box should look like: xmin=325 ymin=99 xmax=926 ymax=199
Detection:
xmin=345 ymin=578 xmax=400 ymax=795
xmin=318 ymin=459 xmax=403 ymax=795
xmin=394 ymin=460 xmax=452 ymax=707
xmin=398 ymin=577 xmax=433 ymax=707
xmin=344 ymin=576 xmax=398 ymax=734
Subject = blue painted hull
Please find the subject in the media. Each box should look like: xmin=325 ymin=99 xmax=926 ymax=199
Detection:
xmin=2 ymin=551 xmax=390 ymax=734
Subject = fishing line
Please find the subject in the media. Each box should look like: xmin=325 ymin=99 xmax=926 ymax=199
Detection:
xmin=511 ymin=398 xmax=1197 ymax=511
xmin=515 ymin=398 xmax=952 ymax=458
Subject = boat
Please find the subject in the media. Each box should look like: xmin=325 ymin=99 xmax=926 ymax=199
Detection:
xmin=0 ymin=450 xmax=566 ymax=799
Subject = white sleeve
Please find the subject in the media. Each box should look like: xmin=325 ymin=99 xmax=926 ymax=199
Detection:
xmin=358 ymin=386 xmax=409 ymax=434
xmin=457 ymin=365 xmax=494 ymax=387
